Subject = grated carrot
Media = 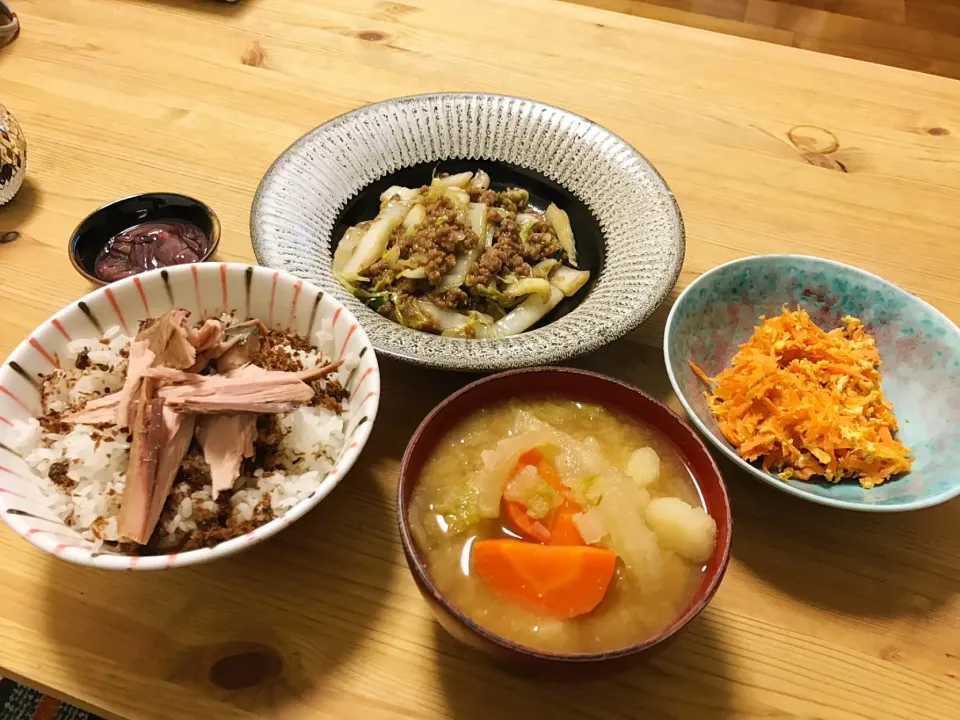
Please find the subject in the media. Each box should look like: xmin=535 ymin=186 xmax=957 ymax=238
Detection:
xmin=690 ymin=306 xmax=912 ymax=489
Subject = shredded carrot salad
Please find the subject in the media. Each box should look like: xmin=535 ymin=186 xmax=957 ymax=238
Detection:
xmin=691 ymin=307 xmax=912 ymax=489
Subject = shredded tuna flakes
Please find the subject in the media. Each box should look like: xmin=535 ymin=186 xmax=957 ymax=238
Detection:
xmin=691 ymin=306 xmax=912 ymax=489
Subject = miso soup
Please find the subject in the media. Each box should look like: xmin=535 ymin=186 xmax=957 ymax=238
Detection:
xmin=409 ymin=398 xmax=717 ymax=654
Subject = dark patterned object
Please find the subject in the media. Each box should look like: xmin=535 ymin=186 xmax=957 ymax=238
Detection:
xmin=0 ymin=1 xmax=18 ymax=47
xmin=0 ymin=102 xmax=26 ymax=205
xmin=0 ymin=677 xmax=102 ymax=719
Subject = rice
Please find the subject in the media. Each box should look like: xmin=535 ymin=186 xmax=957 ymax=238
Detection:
xmin=7 ymin=312 xmax=358 ymax=554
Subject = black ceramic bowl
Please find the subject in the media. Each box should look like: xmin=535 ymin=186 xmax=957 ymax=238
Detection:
xmin=69 ymin=193 xmax=221 ymax=285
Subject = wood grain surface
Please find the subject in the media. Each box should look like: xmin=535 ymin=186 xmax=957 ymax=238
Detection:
xmin=1 ymin=1 xmax=959 ymax=718
xmin=560 ymin=0 xmax=960 ymax=81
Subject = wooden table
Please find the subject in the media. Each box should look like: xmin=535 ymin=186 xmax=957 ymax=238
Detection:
xmin=1 ymin=1 xmax=958 ymax=718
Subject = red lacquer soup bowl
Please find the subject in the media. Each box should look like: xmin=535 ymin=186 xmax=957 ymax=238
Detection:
xmin=397 ymin=367 xmax=733 ymax=674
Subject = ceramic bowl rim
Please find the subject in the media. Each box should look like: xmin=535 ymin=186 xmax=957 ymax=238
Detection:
xmin=664 ymin=253 xmax=960 ymax=513
xmin=251 ymin=91 xmax=685 ymax=372
xmin=0 ymin=262 xmax=380 ymax=570
xmin=396 ymin=366 xmax=732 ymax=663
xmin=67 ymin=192 xmax=222 ymax=286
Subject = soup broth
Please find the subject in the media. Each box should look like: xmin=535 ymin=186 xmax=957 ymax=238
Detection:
xmin=410 ymin=398 xmax=716 ymax=654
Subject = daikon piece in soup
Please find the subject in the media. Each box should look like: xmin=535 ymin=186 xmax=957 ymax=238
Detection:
xmin=408 ymin=398 xmax=718 ymax=654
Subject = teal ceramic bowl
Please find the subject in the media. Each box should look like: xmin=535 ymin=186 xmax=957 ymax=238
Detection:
xmin=664 ymin=255 xmax=960 ymax=512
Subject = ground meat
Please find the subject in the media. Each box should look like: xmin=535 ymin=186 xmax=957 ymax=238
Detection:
xmin=364 ymin=195 xmax=479 ymax=288
xmin=48 ymin=461 xmax=74 ymax=490
xmin=309 ymin=377 xmax=349 ymax=414
xmin=178 ymin=447 xmax=211 ymax=492
xmin=178 ymin=495 xmax=275 ymax=552
xmin=430 ymin=287 xmax=468 ymax=310
xmin=74 ymin=350 xmax=90 ymax=370
xmin=525 ymin=223 xmax=562 ymax=262
xmin=243 ymin=415 xmax=285 ymax=475
xmin=469 ymin=188 xmax=497 ymax=205
xmin=393 ymin=277 xmax=419 ymax=296
xmin=249 ymin=328 xmax=311 ymax=372
xmin=467 ymin=215 xmax=530 ymax=286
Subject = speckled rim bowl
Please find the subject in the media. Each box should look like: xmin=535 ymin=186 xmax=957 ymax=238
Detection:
xmin=397 ymin=367 xmax=732 ymax=671
xmin=68 ymin=192 xmax=221 ymax=286
xmin=0 ymin=263 xmax=380 ymax=569
xmin=251 ymin=92 xmax=684 ymax=372
xmin=664 ymin=254 xmax=960 ymax=512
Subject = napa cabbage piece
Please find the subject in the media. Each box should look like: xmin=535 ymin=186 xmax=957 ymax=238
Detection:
xmin=473 ymin=283 xmax=519 ymax=309
xmin=469 ymin=170 xmax=491 ymax=191
xmin=380 ymin=186 xmax=419 ymax=205
xmin=514 ymin=412 xmax=662 ymax=590
xmin=503 ymin=464 xmax=561 ymax=519
xmin=503 ymin=277 xmax=552 ymax=302
xmin=532 ymin=258 xmax=560 ymax=279
xmin=403 ymin=203 xmax=426 ymax=229
xmin=491 ymin=285 xmax=563 ymax=337
xmin=438 ymin=171 xmax=473 ymax=189
xmin=475 ymin=430 xmax=559 ymax=517
xmin=342 ymin=201 xmax=409 ymax=278
xmin=332 ymin=225 xmax=365 ymax=275
xmin=430 ymin=479 xmax=481 ymax=536
xmin=550 ymin=265 xmax=591 ymax=297
xmin=398 ymin=267 xmax=427 ymax=280
xmin=545 ymin=203 xmax=577 ymax=267
xmin=440 ymin=311 xmax=495 ymax=339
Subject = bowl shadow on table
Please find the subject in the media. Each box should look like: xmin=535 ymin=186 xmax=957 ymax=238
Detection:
xmin=721 ymin=452 xmax=960 ymax=618
xmin=39 ymin=451 xmax=398 ymax=717
xmin=0 ymin=178 xmax=43 ymax=232
xmin=433 ymin=611 xmax=736 ymax=720
xmin=141 ymin=0 xmax=256 ymax=16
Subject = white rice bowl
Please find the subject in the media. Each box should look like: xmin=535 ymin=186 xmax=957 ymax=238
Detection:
xmin=0 ymin=264 xmax=379 ymax=570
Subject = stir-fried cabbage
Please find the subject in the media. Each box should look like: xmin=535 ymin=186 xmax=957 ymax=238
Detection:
xmin=492 ymin=286 xmax=563 ymax=337
xmin=503 ymin=277 xmax=552 ymax=302
xmin=342 ymin=201 xmax=409 ymax=277
xmin=550 ymin=265 xmax=591 ymax=297
xmin=438 ymin=171 xmax=473 ymax=189
xmin=545 ymin=203 xmax=577 ymax=267
xmin=333 ymin=170 xmax=590 ymax=338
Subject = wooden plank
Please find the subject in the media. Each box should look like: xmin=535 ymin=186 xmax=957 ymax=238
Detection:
xmin=0 ymin=1 xmax=959 ymax=718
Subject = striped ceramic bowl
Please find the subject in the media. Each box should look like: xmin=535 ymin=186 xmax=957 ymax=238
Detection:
xmin=0 ymin=263 xmax=380 ymax=569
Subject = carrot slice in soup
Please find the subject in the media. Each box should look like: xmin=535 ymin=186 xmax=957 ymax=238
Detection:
xmin=502 ymin=498 xmax=552 ymax=543
xmin=472 ymin=539 xmax=616 ymax=618
xmin=547 ymin=502 xmax=585 ymax=546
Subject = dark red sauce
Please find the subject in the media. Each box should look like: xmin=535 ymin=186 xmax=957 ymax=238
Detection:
xmin=94 ymin=221 xmax=208 ymax=282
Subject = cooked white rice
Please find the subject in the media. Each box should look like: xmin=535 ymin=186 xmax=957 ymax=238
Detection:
xmin=7 ymin=314 xmax=358 ymax=553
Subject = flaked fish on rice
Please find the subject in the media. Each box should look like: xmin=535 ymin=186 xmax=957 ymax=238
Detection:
xmin=7 ymin=308 xmax=357 ymax=555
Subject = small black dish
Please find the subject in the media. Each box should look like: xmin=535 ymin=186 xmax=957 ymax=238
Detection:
xmin=332 ymin=159 xmax=603 ymax=327
xmin=69 ymin=193 xmax=221 ymax=285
